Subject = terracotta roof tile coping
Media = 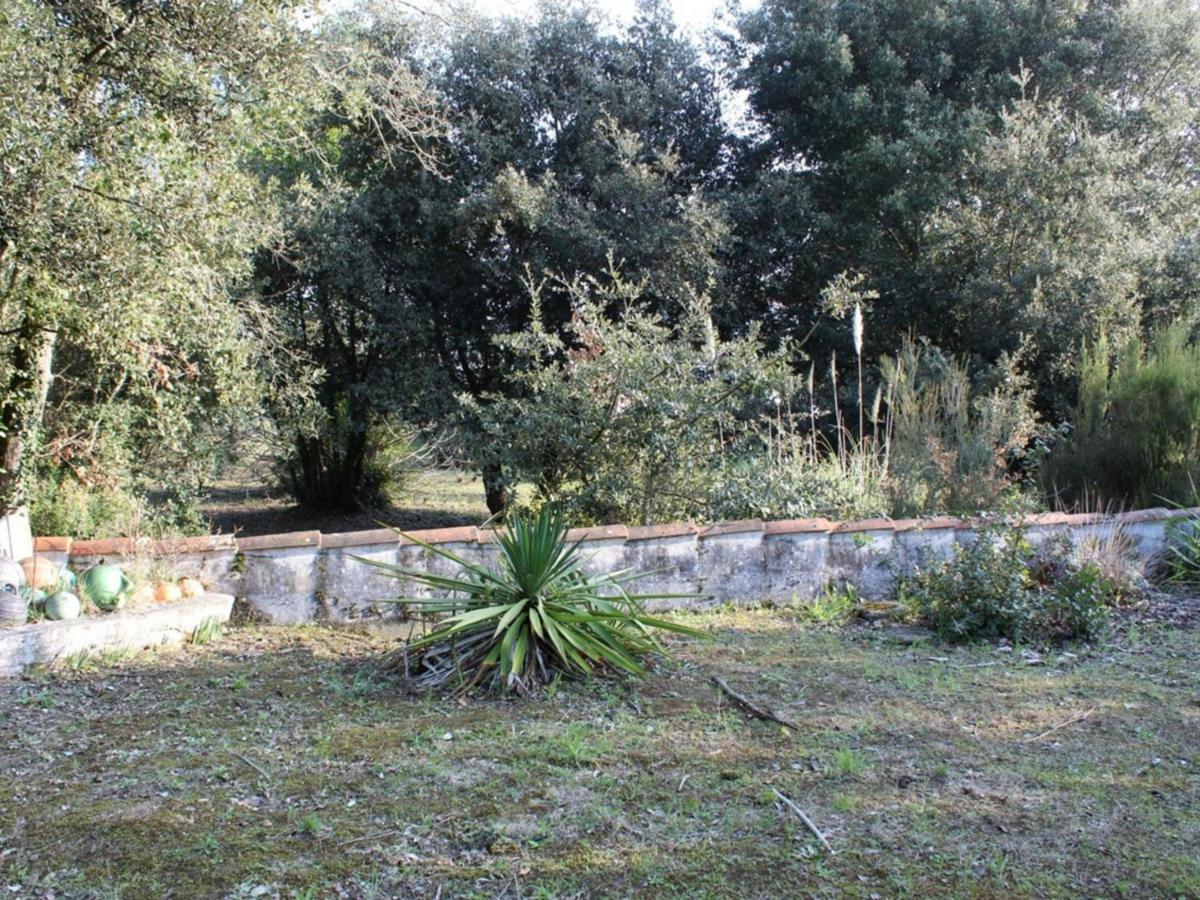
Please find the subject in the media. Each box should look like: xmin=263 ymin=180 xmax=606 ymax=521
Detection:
xmin=1021 ymin=511 xmax=1071 ymax=527
xmin=69 ymin=534 xmax=237 ymax=558
xmin=65 ymin=537 xmax=136 ymax=557
xmin=33 ymin=505 xmax=1186 ymax=560
xmin=699 ymin=519 xmax=764 ymax=539
xmin=398 ymin=525 xmax=480 ymax=546
xmin=833 ymin=517 xmax=895 ymax=534
xmin=236 ymin=530 xmax=321 ymax=552
xmin=33 ymin=536 xmax=71 ymax=553
xmin=626 ymin=523 xmax=698 ymax=541
xmin=566 ymin=525 xmax=629 ymax=543
xmin=763 ymin=518 xmax=834 ymax=535
xmin=892 ymin=516 xmax=963 ymax=532
xmin=1114 ymin=507 xmax=1171 ymax=524
xmin=320 ymin=528 xmax=401 ymax=550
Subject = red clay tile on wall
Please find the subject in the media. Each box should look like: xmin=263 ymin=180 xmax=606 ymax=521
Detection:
xmin=236 ymin=530 xmax=322 ymax=552
xmin=626 ymin=523 xmax=698 ymax=541
xmin=698 ymin=519 xmax=764 ymax=539
xmin=320 ymin=528 xmax=401 ymax=550
xmin=763 ymin=518 xmax=834 ymax=535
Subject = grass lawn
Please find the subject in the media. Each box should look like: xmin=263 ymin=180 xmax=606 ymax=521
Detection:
xmin=1 ymin=609 xmax=1198 ymax=898
xmin=200 ymin=468 xmax=493 ymax=538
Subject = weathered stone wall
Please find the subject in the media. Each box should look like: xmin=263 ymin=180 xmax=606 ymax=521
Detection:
xmin=30 ymin=507 xmax=1192 ymax=625
xmin=0 ymin=593 xmax=235 ymax=677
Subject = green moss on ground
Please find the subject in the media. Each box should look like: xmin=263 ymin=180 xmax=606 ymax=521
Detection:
xmin=1 ymin=610 xmax=1197 ymax=898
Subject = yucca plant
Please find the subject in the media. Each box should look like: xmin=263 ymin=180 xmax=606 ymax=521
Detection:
xmin=359 ymin=506 xmax=707 ymax=693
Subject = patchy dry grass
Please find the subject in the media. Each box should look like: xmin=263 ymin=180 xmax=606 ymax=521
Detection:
xmin=1 ymin=609 xmax=1198 ymax=898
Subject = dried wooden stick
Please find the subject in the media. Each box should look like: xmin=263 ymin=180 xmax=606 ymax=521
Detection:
xmin=772 ymin=787 xmax=835 ymax=855
xmin=711 ymin=676 xmax=800 ymax=731
xmin=340 ymin=829 xmax=403 ymax=847
xmin=1022 ymin=706 xmax=1097 ymax=743
xmin=233 ymin=751 xmax=271 ymax=781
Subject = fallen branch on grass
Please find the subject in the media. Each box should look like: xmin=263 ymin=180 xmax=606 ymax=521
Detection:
xmin=772 ymin=787 xmax=835 ymax=855
xmin=1021 ymin=706 xmax=1097 ymax=743
xmin=233 ymin=751 xmax=271 ymax=780
xmin=711 ymin=676 xmax=799 ymax=731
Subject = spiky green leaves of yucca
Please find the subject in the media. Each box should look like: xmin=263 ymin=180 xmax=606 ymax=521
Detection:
xmin=359 ymin=507 xmax=706 ymax=693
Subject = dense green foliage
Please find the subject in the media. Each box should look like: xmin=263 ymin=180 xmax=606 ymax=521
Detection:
xmin=1044 ymin=325 xmax=1200 ymax=507
xmin=8 ymin=0 xmax=1200 ymax=529
xmin=470 ymin=281 xmax=1039 ymax=524
xmin=258 ymin=2 xmax=723 ymax=510
xmin=0 ymin=0 xmax=322 ymax=518
xmin=364 ymin=505 xmax=706 ymax=692
xmin=899 ymin=527 xmax=1120 ymax=643
xmin=721 ymin=0 xmax=1200 ymax=414
xmin=465 ymin=269 xmax=795 ymax=525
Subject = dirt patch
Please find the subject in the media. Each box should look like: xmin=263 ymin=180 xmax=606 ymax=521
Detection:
xmin=1114 ymin=587 xmax=1200 ymax=630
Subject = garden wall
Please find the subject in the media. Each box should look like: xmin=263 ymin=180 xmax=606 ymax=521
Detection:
xmin=0 ymin=593 xmax=235 ymax=677
xmin=28 ymin=507 xmax=1192 ymax=625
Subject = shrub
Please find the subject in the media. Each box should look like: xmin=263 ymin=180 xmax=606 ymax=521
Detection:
xmin=463 ymin=269 xmax=793 ymax=525
xmin=1040 ymin=566 xmax=1111 ymax=641
xmin=899 ymin=524 xmax=1113 ymax=644
xmin=1044 ymin=323 xmax=1200 ymax=507
xmin=900 ymin=526 xmax=1035 ymax=643
xmin=278 ymin=402 xmax=422 ymax=512
xmin=30 ymin=462 xmax=205 ymax=539
xmin=708 ymin=446 xmax=889 ymax=523
xmin=1164 ymin=511 xmax=1200 ymax=586
xmin=362 ymin=505 xmax=707 ymax=693
xmin=881 ymin=339 xmax=1040 ymax=517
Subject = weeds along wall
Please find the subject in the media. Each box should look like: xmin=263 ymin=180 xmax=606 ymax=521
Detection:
xmin=28 ymin=508 xmax=1189 ymax=625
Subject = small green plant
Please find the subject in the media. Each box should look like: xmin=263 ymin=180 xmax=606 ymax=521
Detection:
xmin=798 ymin=584 xmax=858 ymax=625
xmin=298 ymin=814 xmax=325 ymax=838
xmin=190 ymin=617 xmax=224 ymax=645
xmin=99 ymin=645 xmax=132 ymax=667
xmin=554 ymin=723 xmax=607 ymax=768
xmin=64 ymin=649 xmax=94 ymax=672
xmin=362 ymin=505 xmax=708 ymax=693
xmin=1040 ymin=565 xmax=1111 ymax=640
xmin=833 ymin=748 xmax=866 ymax=776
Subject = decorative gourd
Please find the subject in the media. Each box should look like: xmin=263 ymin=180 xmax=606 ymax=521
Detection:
xmin=152 ymin=581 xmax=182 ymax=605
xmin=178 ymin=577 xmax=205 ymax=599
xmin=79 ymin=564 xmax=130 ymax=611
xmin=58 ymin=568 xmax=77 ymax=592
xmin=129 ymin=583 xmax=157 ymax=607
xmin=20 ymin=556 xmax=60 ymax=591
xmin=0 ymin=587 xmax=28 ymax=626
xmin=0 ymin=555 xmax=25 ymax=591
xmin=44 ymin=591 xmax=82 ymax=621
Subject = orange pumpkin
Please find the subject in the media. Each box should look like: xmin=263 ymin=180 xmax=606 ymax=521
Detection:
xmin=20 ymin=556 xmax=60 ymax=591
xmin=153 ymin=581 xmax=183 ymax=604
xmin=178 ymin=577 xmax=205 ymax=599
xmin=130 ymin=582 xmax=157 ymax=607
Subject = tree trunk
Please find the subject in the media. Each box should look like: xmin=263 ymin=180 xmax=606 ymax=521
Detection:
xmin=483 ymin=461 xmax=509 ymax=517
xmin=0 ymin=317 xmax=57 ymax=517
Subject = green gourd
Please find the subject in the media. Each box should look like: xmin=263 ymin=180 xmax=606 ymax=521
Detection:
xmin=44 ymin=591 xmax=82 ymax=621
xmin=79 ymin=564 xmax=130 ymax=611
